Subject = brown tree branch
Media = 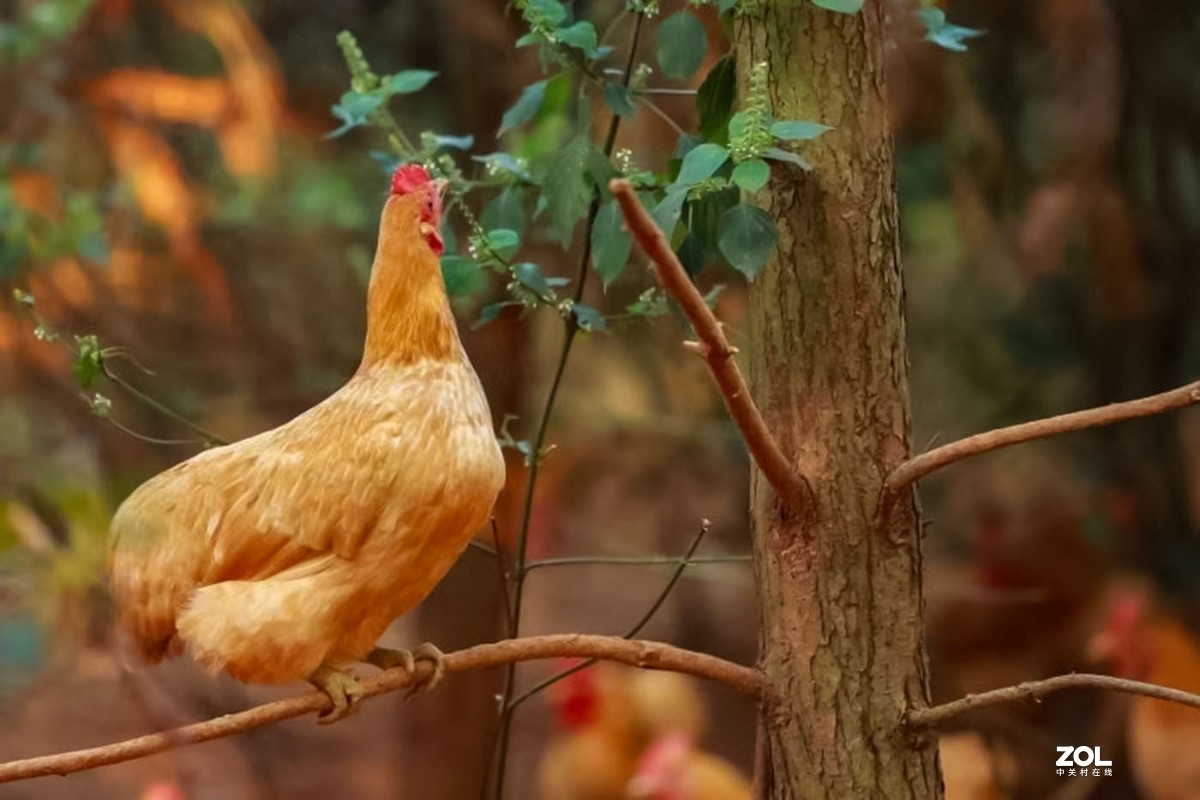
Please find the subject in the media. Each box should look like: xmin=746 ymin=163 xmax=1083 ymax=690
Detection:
xmin=885 ymin=379 xmax=1200 ymax=495
xmin=907 ymin=673 xmax=1200 ymax=730
xmin=609 ymin=178 xmax=811 ymax=510
xmin=0 ymin=634 xmax=763 ymax=785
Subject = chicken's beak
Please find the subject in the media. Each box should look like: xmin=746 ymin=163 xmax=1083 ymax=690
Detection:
xmin=432 ymin=178 xmax=450 ymax=199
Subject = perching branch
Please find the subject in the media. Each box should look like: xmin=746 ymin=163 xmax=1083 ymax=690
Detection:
xmin=885 ymin=379 xmax=1200 ymax=496
xmin=609 ymin=179 xmax=811 ymax=511
xmin=0 ymin=634 xmax=763 ymax=785
xmin=907 ymin=673 xmax=1200 ymax=730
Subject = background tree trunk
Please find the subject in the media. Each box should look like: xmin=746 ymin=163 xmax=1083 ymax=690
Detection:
xmin=736 ymin=3 xmax=941 ymax=797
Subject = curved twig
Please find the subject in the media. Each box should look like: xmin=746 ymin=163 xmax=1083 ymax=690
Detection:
xmin=907 ymin=672 xmax=1200 ymax=730
xmin=0 ymin=634 xmax=763 ymax=785
xmin=885 ymin=380 xmax=1200 ymax=496
xmin=609 ymin=179 xmax=811 ymax=511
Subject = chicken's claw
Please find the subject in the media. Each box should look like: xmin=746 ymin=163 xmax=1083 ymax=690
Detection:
xmin=309 ymin=664 xmax=364 ymax=724
xmin=367 ymin=642 xmax=446 ymax=698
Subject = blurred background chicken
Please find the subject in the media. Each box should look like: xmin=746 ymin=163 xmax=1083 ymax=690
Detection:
xmin=1089 ymin=583 xmax=1200 ymax=800
xmin=536 ymin=662 xmax=746 ymax=800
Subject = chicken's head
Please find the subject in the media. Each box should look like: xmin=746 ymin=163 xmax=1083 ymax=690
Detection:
xmin=390 ymin=163 xmax=448 ymax=255
xmin=547 ymin=661 xmax=601 ymax=730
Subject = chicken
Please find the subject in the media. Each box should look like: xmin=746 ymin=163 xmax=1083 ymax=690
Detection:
xmin=1089 ymin=585 xmax=1200 ymax=800
xmin=537 ymin=663 xmax=717 ymax=800
xmin=108 ymin=164 xmax=505 ymax=720
xmin=538 ymin=663 xmax=644 ymax=800
xmin=928 ymin=495 xmax=1103 ymax=694
xmin=627 ymin=733 xmax=751 ymax=800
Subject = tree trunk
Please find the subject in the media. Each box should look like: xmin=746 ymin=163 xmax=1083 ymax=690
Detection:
xmin=735 ymin=3 xmax=941 ymax=797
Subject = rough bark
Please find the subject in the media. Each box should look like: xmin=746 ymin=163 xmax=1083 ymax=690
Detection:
xmin=735 ymin=3 xmax=941 ymax=797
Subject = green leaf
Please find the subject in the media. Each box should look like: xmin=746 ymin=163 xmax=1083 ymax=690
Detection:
xmin=72 ymin=334 xmax=103 ymax=389
xmin=591 ymin=199 xmax=633 ymax=287
xmin=688 ymin=186 xmax=739 ymax=252
xmin=484 ymin=229 xmax=521 ymax=260
xmin=570 ymin=303 xmax=607 ymax=332
xmin=652 ymin=188 xmax=689 ymax=237
xmin=556 ymin=20 xmax=599 ymax=57
xmin=441 ymin=255 xmax=488 ymax=299
xmin=473 ymin=152 xmax=532 ymax=181
xmin=388 ymin=70 xmax=437 ymax=94
xmin=717 ymin=204 xmax=779 ymax=279
xmin=731 ymin=159 xmax=770 ymax=192
xmin=676 ymin=233 xmax=704 ymax=276
xmin=526 ymin=0 xmax=567 ymax=25
xmin=718 ymin=0 xmax=737 ymax=11
xmin=474 ymin=302 xmax=515 ymax=330
xmin=433 ymin=133 xmax=474 ymax=150
xmin=481 ymin=186 xmax=527 ymax=235
xmin=727 ymin=110 xmax=751 ymax=142
xmin=674 ymin=143 xmax=729 ymax=187
xmin=513 ymin=262 xmax=552 ymax=297
xmin=697 ymin=55 xmax=736 ymax=143
xmin=603 ymin=82 xmax=637 ymax=117
xmin=917 ymin=8 xmax=984 ymax=52
xmin=499 ymin=79 xmax=549 ymax=136
xmin=326 ymin=91 xmax=383 ymax=138
xmin=763 ymin=147 xmax=813 ymax=170
xmin=542 ymin=133 xmax=598 ymax=245
xmin=770 ymin=120 xmax=832 ymax=141
xmin=811 ymin=0 xmax=864 ymax=13
xmin=656 ymin=11 xmax=708 ymax=81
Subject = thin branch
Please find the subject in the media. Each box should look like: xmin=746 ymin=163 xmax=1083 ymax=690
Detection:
xmin=491 ymin=519 xmax=514 ymax=634
xmin=102 ymin=365 xmax=229 ymax=447
xmin=0 ymin=634 xmax=762 ymax=785
xmin=508 ymin=519 xmax=711 ymax=711
xmin=524 ymin=553 xmax=750 ymax=572
xmin=609 ymin=179 xmax=811 ymax=511
xmin=907 ymin=673 xmax=1200 ymax=730
xmin=885 ymin=380 xmax=1200 ymax=495
xmin=638 ymin=97 xmax=686 ymax=136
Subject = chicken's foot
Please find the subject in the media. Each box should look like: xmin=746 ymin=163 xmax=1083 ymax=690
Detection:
xmin=366 ymin=642 xmax=446 ymax=697
xmin=309 ymin=664 xmax=364 ymax=724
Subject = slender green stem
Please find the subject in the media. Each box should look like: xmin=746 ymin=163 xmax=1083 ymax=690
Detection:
xmin=100 ymin=416 xmax=207 ymax=447
xmin=102 ymin=365 xmax=228 ymax=447
xmin=506 ymin=519 xmax=711 ymax=711
xmin=487 ymin=14 xmax=646 ymax=798
xmin=523 ymin=553 xmax=749 ymax=572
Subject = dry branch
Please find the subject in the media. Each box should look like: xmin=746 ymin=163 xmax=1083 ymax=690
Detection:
xmin=885 ymin=379 xmax=1200 ymax=494
xmin=609 ymin=178 xmax=811 ymax=510
xmin=908 ymin=673 xmax=1200 ymax=730
xmin=0 ymin=634 xmax=763 ymax=784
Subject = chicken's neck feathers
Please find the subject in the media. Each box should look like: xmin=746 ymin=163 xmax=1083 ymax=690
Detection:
xmin=361 ymin=193 xmax=460 ymax=369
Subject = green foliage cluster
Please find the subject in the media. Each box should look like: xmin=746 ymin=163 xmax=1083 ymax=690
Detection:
xmin=330 ymin=1 xmax=838 ymax=337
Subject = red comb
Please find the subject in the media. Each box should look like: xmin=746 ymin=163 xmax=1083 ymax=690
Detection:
xmin=391 ymin=163 xmax=433 ymax=195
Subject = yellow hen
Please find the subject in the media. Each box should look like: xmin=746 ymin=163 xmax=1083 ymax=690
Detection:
xmin=108 ymin=164 xmax=505 ymax=720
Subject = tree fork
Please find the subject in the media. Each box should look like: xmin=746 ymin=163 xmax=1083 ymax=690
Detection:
xmin=735 ymin=3 xmax=941 ymax=797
